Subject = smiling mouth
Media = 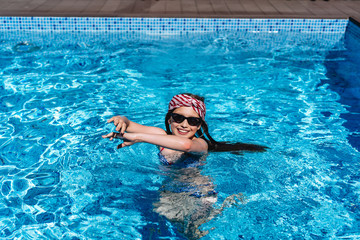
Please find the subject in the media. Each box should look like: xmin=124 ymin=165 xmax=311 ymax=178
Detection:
xmin=177 ymin=128 xmax=189 ymax=135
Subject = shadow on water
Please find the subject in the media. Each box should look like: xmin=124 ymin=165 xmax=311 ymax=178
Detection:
xmin=321 ymin=20 xmax=360 ymax=151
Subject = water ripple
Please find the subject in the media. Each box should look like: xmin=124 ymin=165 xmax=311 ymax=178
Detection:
xmin=0 ymin=30 xmax=359 ymax=239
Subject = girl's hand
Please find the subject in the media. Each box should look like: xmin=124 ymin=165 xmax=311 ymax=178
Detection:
xmin=107 ymin=116 xmax=128 ymax=134
xmin=102 ymin=132 xmax=121 ymax=141
xmin=116 ymin=141 xmax=135 ymax=149
xmin=102 ymin=132 xmax=135 ymax=149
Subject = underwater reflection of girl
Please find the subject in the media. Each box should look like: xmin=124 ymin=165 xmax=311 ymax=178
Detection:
xmin=102 ymin=93 xmax=267 ymax=238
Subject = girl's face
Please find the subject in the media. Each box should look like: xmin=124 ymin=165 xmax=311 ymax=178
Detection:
xmin=169 ymin=107 xmax=202 ymax=139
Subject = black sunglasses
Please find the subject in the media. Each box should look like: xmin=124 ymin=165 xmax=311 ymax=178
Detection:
xmin=170 ymin=113 xmax=202 ymax=127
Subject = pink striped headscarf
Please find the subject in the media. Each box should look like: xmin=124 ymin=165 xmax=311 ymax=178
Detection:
xmin=168 ymin=94 xmax=206 ymax=120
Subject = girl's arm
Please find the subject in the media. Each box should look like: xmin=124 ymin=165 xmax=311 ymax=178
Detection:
xmin=124 ymin=132 xmax=208 ymax=153
xmin=103 ymin=132 xmax=208 ymax=153
xmin=107 ymin=116 xmax=166 ymax=135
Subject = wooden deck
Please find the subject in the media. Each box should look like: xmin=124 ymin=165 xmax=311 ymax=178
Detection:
xmin=0 ymin=0 xmax=360 ymax=22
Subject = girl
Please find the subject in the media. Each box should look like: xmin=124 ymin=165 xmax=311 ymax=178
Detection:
xmin=102 ymin=93 xmax=266 ymax=239
xmin=102 ymin=93 xmax=266 ymax=160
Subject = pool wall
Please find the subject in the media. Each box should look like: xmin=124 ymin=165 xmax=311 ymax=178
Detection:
xmin=0 ymin=17 xmax=349 ymax=34
xmin=347 ymin=17 xmax=360 ymax=44
xmin=335 ymin=17 xmax=360 ymax=151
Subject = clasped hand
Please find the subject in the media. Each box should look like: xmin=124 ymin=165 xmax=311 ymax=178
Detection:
xmin=102 ymin=116 xmax=135 ymax=149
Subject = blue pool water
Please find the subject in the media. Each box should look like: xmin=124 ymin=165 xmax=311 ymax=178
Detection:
xmin=1 ymin=19 xmax=360 ymax=239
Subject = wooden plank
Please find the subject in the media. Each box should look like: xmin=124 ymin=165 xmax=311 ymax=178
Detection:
xmin=166 ymin=0 xmax=182 ymax=13
xmin=210 ymin=0 xmax=230 ymax=15
xmin=240 ymin=0 xmax=262 ymax=14
xmin=82 ymin=0 xmax=107 ymax=14
xmin=29 ymin=0 xmax=60 ymax=12
xmin=254 ymin=0 xmax=279 ymax=15
xmin=297 ymin=0 xmax=349 ymax=18
xmin=51 ymin=0 xmax=78 ymax=12
xmin=268 ymin=0 xmax=294 ymax=15
xmin=181 ymin=0 xmax=198 ymax=14
xmin=283 ymin=0 xmax=311 ymax=15
xmin=100 ymin=0 xmax=124 ymax=13
xmin=132 ymin=0 xmax=153 ymax=14
xmin=1 ymin=0 xmax=360 ymax=19
xmin=17 ymin=0 xmax=47 ymax=11
xmin=331 ymin=1 xmax=360 ymax=18
xmin=1 ymin=2 xmax=25 ymax=11
xmin=148 ymin=0 xmax=166 ymax=14
xmin=66 ymin=0 xmax=90 ymax=12
xmin=196 ymin=0 xmax=214 ymax=14
xmin=224 ymin=0 xmax=246 ymax=15
xmin=115 ymin=0 xmax=136 ymax=14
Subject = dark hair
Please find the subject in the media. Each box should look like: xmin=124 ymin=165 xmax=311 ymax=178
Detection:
xmin=165 ymin=93 xmax=268 ymax=153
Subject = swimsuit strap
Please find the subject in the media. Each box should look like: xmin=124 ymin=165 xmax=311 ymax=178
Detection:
xmin=160 ymin=147 xmax=165 ymax=152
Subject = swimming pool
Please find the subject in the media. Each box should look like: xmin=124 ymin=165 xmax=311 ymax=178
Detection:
xmin=0 ymin=17 xmax=360 ymax=239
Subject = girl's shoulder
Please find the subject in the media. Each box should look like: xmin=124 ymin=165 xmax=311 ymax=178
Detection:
xmin=194 ymin=137 xmax=208 ymax=144
xmin=193 ymin=137 xmax=209 ymax=151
